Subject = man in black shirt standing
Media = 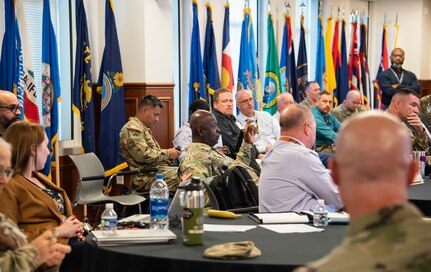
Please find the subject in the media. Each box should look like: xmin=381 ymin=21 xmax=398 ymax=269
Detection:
xmin=378 ymin=48 xmax=421 ymax=109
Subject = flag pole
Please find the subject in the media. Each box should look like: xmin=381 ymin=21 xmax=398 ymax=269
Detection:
xmin=55 ymin=140 xmax=60 ymax=187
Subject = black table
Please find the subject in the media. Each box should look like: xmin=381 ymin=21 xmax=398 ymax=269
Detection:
xmin=81 ymin=216 xmax=346 ymax=272
xmin=408 ymin=180 xmax=431 ymax=216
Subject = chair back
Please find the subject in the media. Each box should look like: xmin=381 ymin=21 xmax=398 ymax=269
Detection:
xmin=69 ymin=153 xmax=106 ymax=206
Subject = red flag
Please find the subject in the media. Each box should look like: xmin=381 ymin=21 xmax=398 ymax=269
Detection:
xmin=374 ymin=24 xmax=389 ymax=109
xmin=221 ymin=3 xmax=234 ymax=91
xmin=348 ymin=20 xmax=361 ymax=92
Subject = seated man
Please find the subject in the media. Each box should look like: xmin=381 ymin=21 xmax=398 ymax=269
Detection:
xmin=387 ymin=89 xmax=429 ymax=152
xmin=259 ymin=104 xmax=342 ymax=213
xmin=173 ymin=99 xmax=225 ymax=161
xmin=294 ymin=111 xmax=431 ymax=271
xmin=331 ymin=90 xmax=367 ymax=122
xmin=299 ymin=81 xmax=320 ymax=109
xmin=179 ymin=110 xmax=259 ymax=207
xmin=312 ymin=91 xmax=341 ymax=154
xmin=0 ymin=90 xmax=21 ymax=137
xmin=236 ymin=90 xmax=279 ymax=154
xmin=273 ymin=92 xmax=295 ymax=123
xmin=119 ymin=95 xmax=181 ymax=191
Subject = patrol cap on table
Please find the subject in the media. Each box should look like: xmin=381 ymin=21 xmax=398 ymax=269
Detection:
xmin=203 ymin=241 xmax=261 ymax=260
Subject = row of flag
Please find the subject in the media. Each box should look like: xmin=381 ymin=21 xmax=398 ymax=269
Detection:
xmin=188 ymin=2 xmax=399 ymax=114
xmin=0 ymin=0 xmax=126 ymax=177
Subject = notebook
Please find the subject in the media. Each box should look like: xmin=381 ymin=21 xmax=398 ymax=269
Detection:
xmin=91 ymin=229 xmax=177 ymax=246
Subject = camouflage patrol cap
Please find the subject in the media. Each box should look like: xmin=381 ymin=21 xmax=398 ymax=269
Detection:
xmin=203 ymin=241 xmax=261 ymax=259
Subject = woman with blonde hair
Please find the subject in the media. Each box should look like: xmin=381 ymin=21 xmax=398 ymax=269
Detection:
xmin=0 ymin=121 xmax=83 ymax=272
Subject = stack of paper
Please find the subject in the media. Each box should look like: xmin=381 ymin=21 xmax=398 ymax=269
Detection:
xmin=248 ymin=212 xmax=310 ymax=224
xmin=92 ymin=229 xmax=177 ymax=246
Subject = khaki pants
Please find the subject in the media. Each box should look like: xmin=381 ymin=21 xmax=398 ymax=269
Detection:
xmin=315 ymin=144 xmax=335 ymax=154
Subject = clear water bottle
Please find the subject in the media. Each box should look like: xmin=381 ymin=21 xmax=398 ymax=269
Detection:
xmin=150 ymin=173 xmax=169 ymax=230
xmin=101 ymin=203 xmax=117 ymax=235
xmin=313 ymin=199 xmax=328 ymax=227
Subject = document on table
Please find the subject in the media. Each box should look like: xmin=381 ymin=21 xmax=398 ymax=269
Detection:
xmin=259 ymin=224 xmax=324 ymax=234
xmin=204 ymin=224 xmax=257 ymax=232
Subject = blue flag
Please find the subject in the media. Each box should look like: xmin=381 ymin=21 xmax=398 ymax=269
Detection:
xmin=97 ymin=0 xmax=127 ymax=175
xmin=73 ymin=0 xmax=95 ymax=154
xmin=0 ymin=0 xmax=24 ymax=120
xmin=41 ymin=0 xmax=61 ymax=176
xmin=188 ymin=0 xmax=206 ymax=105
xmin=237 ymin=7 xmax=260 ymax=110
xmin=221 ymin=3 xmax=234 ymax=91
xmin=203 ymin=2 xmax=220 ymax=107
xmin=296 ymin=15 xmax=308 ymax=101
xmin=315 ymin=16 xmax=326 ymax=90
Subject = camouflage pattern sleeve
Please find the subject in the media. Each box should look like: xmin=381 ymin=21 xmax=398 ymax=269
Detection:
xmin=0 ymin=244 xmax=41 ymax=272
xmin=236 ymin=142 xmax=253 ymax=166
xmin=123 ymin=126 xmax=169 ymax=164
xmin=412 ymin=127 xmax=429 ymax=152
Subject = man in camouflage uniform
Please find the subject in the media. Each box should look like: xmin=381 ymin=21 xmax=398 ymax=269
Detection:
xmin=119 ymin=95 xmax=181 ymax=191
xmin=179 ymin=110 xmax=259 ymax=207
xmin=331 ymin=90 xmax=367 ymax=122
xmin=294 ymin=111 xmax=431 ymax=272
xmin=420 ymin=94 xmax=431 ymax=120
xmin=387 ymin=89 xmax=429 ymax=153
xmin=299 ymin=81 xmax=320 ymax=109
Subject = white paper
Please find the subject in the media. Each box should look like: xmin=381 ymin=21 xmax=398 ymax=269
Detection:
xmin=250 ymin=212 xmax=310 ymax=224
xmin=204 ymin=224 xmax=257 ymax=232
xmin=259 ymin=224 xmax=324 ymax=233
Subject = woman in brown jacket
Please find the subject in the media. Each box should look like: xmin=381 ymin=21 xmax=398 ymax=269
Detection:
xmin=0 ymin=121 xmax=83 ymax=272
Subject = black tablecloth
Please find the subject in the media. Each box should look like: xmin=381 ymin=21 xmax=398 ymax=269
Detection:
xmin=408 ymin=180 xmax=431 ymax=216
xmin=81 ymin=216 xmax=346 ymax=272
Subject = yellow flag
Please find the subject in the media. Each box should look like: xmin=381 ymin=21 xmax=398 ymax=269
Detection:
xmin=325 ymin=17 xmax=337 ymax=94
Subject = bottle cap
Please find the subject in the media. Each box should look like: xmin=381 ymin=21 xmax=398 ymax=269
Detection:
xmin=106 ymin=203 xmax=114 ymax=209
xmin=317 ymin=199 xmax=325 ymax=206
xmin=156 ymin=173 xmax=163 ymax=180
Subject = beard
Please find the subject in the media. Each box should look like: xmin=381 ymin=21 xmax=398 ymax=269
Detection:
xmin=1 ymin=115 xmax=20 ymax=130
xmin=391 ymin=62 xmax=403 ymax=72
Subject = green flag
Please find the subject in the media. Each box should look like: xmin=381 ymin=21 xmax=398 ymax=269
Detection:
xmin=262 ymin=13 xmax=281 ymax=115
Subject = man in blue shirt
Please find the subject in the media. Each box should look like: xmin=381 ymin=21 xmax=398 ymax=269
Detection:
xmin=312 ymin=91 xmax=341 ymax=154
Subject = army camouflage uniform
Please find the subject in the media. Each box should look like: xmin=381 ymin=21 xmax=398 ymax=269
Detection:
xmin=299 ymin=98 xmax=314 ymax=109
xmin=420 ymin=95 xmax=431 ymax=121
xmin=119 ymin=117 xmax=181 ymax=191
xmin=294 ymin=203 xmax=431 ymax=272
xmin=179 ymin=142 xmax=259 ymax=207
xmin=331 ymin=104 xmax=367 ymax=122
xmin=0 ymin=212 xmax=45 ymax=272
xmin=402 ymin=122 xmax=429 ymax=153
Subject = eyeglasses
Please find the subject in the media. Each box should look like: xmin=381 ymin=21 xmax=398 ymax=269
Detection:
xmin=0 ymin=166 xmax=13 ymax=179
xmin=0 ymin=104 xmax=22 ymax=113
xmin=237 ymin=98 xmax=253 ymax=104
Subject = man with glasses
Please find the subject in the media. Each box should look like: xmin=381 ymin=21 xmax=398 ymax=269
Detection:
xmin=236 ymin=90 xmax=278 ymax=154
xmin=0 ymin=91 xmax=21 ymax=136
xmin=378 ymin=48 xmax=421 ymax=109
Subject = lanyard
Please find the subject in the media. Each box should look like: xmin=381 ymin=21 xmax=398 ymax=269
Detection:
xmin=390 ymin=68 xmax=404 ymax=84
xmin=279 ymin=136 xmax=301 ymax=145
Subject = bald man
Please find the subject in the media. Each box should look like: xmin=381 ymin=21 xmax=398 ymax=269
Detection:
xmin=387 ymin=88 xmax=429 ymax=152
xmin=294 ymin=111 xmax=431 ymax=272
xmin=331 ymin=90 xmax=367 ymax=122
xmin=377 ymin=48 xmax=421 ymax=109
xmin=273 ymin=92 xmax=295 ymax=122
xmin=0 ymin=91 xmax=21 ymax=136
xmin=259 ymin=104 xmax=342 ymax=212
xmin=179 ymin=110 xmax=259 ymax=207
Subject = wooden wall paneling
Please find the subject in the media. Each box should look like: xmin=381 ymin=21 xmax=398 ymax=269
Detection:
xmin=419 ymin=79 xmax=431 ymax=97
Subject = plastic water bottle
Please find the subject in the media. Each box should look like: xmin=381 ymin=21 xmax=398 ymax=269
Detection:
xmin=150 ymin=173 xmax=169 ymax=230
xmin=313 ymin=199 xmax=328 ymax=227
xmin=101 ymin=203 xmax=117 ymax=235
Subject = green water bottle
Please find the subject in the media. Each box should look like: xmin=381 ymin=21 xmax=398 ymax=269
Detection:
xmin=181 ymin=177 xmax=204 ymax=246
